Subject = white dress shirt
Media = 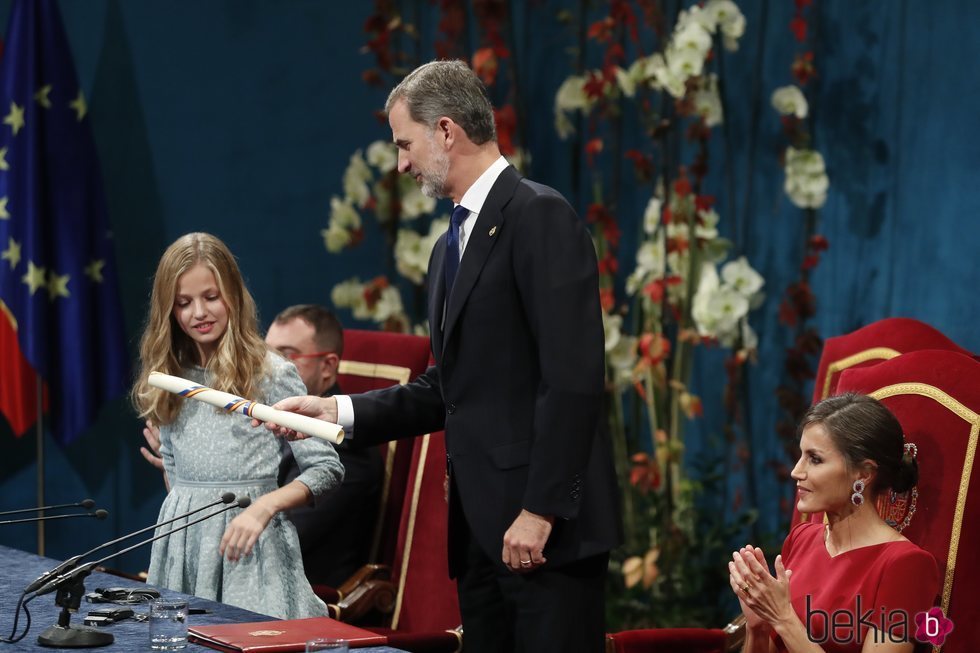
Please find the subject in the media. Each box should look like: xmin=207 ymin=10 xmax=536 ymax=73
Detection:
xmin=334 ymin=156 xmax=511 ymax=433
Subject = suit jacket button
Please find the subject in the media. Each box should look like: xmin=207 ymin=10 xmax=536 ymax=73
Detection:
xmin=447 ymin=403 xmax=456 ymax=415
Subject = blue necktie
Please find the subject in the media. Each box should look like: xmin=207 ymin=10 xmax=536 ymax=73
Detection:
xmin=444 ymin=205 xmax=469 ymax=295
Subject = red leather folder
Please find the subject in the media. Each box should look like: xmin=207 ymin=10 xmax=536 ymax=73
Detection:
xmin=188 ymin=617 xmax=387 ymax=651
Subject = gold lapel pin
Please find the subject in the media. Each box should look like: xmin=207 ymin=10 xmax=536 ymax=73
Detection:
xmin=488 ymin=226 xmax=497 ymax=237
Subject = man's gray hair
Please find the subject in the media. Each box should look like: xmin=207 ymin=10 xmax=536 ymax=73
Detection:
xmin=385 ymin=60 xmax=497 ymax=144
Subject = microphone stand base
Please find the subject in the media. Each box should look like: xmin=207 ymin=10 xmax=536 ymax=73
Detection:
xmin=37 ymin=625 xmax=113 ymax=648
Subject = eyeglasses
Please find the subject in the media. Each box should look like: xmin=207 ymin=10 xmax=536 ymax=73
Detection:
xmin=283 ymin=351 xmax=335 ymax=361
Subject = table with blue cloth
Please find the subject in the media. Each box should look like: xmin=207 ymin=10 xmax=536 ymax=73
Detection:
xmin=0 ymin=545 xmax=407 ymax=652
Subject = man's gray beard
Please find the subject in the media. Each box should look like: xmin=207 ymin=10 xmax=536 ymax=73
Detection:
xmin=420 ymin=147 xmax=450 ymax=199
xmin=420 ymin=178 xmax=447 ymax=199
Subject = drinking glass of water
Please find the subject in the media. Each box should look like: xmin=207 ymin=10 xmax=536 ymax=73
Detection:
xmin=306 ymin=638 xmax=349 ymax=652
xmin=149 ymin=598 xmax=188 ymax=650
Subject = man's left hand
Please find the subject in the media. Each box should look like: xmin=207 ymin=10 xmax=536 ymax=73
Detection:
xmin=502 ymin=509 xmax=553 ymax=573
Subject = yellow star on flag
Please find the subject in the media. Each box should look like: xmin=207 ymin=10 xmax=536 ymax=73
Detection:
xmin=46 ymin=270 xmax=71 ymax=301
xmin=22 ymin=261 xmax=46 ymax=295
xmin=69 ymin=90 xmax=87 ymax=122
xmin=84 ymin=259 xmax=105 ymax=283
xmin=3 ymin=101 xmax=25 ymax=135
xmin=34 ymin=84 xmax=53 ymax=109
xmin=0 ymin=146 xmax=8 ymax=171
xmin=2 ymin=237 xmax=21 ymax=270
xmin=0 ymin=196 xmax=9 ymax=220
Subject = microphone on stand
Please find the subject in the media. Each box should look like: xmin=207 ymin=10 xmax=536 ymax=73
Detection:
xmin=0 ymin=510 xmax=109 ymax=526
xmin=27 ymin=495 xmax=251 ymax=649
xmin=30 ymin=496 xmax=251 ymax=599
xmin=23 ymin=492 xmax=235 ymax=594
xmin=0 ymin=499 xmax=96 ymax=517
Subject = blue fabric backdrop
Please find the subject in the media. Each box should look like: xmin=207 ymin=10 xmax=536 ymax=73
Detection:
xmin=0 ymin=0 xmax=977 ymax=583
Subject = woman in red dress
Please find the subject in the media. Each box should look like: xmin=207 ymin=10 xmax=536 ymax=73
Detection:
xmin=729 ymin=393 xmax=939 ymax=653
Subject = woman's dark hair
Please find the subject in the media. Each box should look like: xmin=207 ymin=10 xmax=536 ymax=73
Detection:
xmin=800 ymin=393 xmax=918 ymax=495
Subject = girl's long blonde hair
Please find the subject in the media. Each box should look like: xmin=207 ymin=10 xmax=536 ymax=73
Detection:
xmin=132 ymin=233 xmax=268 ymax=425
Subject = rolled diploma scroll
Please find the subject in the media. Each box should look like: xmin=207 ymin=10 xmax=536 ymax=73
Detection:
xmin=148 ymin=371 xmax=344 ymax=444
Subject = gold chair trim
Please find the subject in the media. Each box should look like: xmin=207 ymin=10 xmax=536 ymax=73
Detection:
xmin=391 ymin=432 xmax=431 ymax=630
xmin=338 ymin=360 xmax=412 ymax=385
xmin=444 ymin=627 xmax=463 ymax=653
xmin=871 ymin=382 xmax=979 ymax=633
xmin=821 ymin=347 xmax=902 ymax=400
xmin=337 ymin=359 xmax=413 ymax=562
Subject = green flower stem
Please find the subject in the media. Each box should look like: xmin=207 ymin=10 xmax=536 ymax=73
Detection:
xmin=644 ymin=364 xmax=666 ymax=520
xmin=608 ymin=386 xmax=637 ymax=551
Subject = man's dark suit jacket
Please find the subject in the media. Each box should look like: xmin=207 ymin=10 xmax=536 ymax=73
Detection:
xmin=349 ymin=165 xmax=622 ymax=576
xmin=279 ymin=383 xmax=384 ymax=587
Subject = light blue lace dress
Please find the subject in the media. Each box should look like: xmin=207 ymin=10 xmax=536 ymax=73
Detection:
xmin=146 ymin=353 xmax=344 ymax=619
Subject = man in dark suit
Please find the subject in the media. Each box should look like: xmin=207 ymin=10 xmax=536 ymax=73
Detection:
xmin=268 ymin=60 xmax=621 ymax=652
xmin=265 ymin=305 xmax=383 ymax=588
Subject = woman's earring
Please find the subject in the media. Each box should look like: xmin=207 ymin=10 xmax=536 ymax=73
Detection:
xmin=851 ymin=479 xmax=866 ymax=506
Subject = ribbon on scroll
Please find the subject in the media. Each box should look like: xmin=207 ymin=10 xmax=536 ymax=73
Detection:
xmin=147 ymin=371 xmax=344 ymax=444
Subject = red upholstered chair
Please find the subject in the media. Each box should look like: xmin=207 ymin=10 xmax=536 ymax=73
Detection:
xmin=812 ymin=317 xmax=973 ymax=404
xmin=834 ymin=350 xmax=980 ymax=653
xmin=364 ymin=362 xmax=462 ymax=652
xmin=323 ymin=331 xmax=463 ymax=652
xmin=605 ymin=628 xmax=729 ymax=653
xmin=311 ymin=330 xmax=430 ymax=610
xmin=336 ymin=329 xmax=434 ymax=571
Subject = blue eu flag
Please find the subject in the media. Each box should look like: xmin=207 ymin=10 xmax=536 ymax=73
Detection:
xmin=0 ymin=0 xmax=128 ymax=444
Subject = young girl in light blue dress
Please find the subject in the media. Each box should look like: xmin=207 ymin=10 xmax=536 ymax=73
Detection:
xmin=133 ymin=232 xmax=343 ymax=618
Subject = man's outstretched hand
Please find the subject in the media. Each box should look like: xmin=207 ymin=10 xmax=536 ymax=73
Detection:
xmin=253 ymin=395 xmax=338 ymax=440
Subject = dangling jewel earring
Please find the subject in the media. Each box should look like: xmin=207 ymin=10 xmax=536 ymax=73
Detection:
xmin=851 ymin=479 xmax=866 ymax=506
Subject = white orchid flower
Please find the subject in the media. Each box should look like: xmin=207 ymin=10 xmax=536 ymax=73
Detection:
xmin=771 ymin=85 xmax=809 ymax=119
xmin=721 ymin=256 xmax=765 ymax=298
xmin=644 ymin=197 xmax=663 ymax=234
xmin=366 ymin=141 xmax=397 ymax=173
xmin=691 ymin=262 xmax=721 ymax=336
xmin=646 ymin=53 xmax=688 ymax=98
xmin=329 ymin=196 xmax=362 ymax=230
xmin=636 ymin=238 xmax=666 ymax=278
xmin=372 ymin=286 xmax=405 ymax=322
xmin=400 ymin=183 xmax=437 ymax=219
xmin=707 ymin=0 xmax=746 ymax=49
xmin=555 ymin=76 xmax=591 ymax=112
xmin=666 ymin=43 xmax=706 ymax=81
xmin=603 ymin=312 xmax=624 ymax=352
xmin=693 ymin=74 xmax=724 ymax=127
xmin=784 ymin=147 xmax=829 ymax=208
xmin=394 ymin=229 xmax=426 ymax=285
xmin=608 ymin=334 xmax=639 ymax=390
xmin=695 ymin=208 xmax=720 ymax=240
xmin=707 ymin=288 xmax=749 ymax=334
xmin=330 ymin=278 xmax=365 ymax=308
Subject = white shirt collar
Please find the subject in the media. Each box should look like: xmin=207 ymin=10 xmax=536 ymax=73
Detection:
xmin=456 ymin=156 xmax=510 ymax=215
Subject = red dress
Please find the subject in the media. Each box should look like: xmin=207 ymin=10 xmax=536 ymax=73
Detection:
xmin=774 ymin=522 xmax=939 ymax=653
